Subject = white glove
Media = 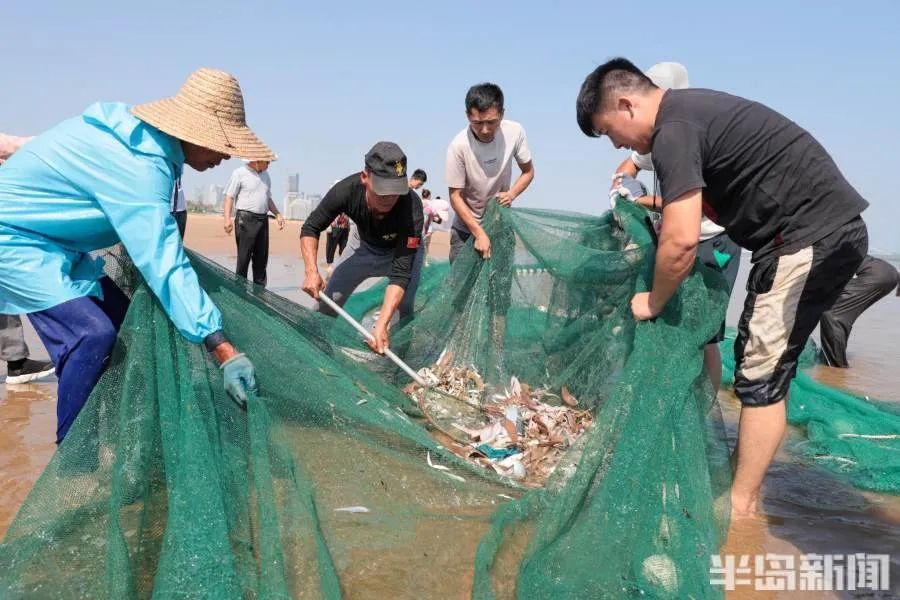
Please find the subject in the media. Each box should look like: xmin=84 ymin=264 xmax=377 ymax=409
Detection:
xmin=609 ymin=184 xmax=636 ymax=209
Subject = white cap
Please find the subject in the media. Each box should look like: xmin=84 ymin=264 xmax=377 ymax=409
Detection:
xmin=645 ymin=62 xmax=689 ymax=90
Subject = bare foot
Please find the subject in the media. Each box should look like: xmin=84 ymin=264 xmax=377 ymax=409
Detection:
xmin=730 ymin=491 xmax=761 ymax=521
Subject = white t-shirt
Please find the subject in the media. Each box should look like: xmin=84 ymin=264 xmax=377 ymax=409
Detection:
xmin=446 ymin=119 xmax=532 ymax=233
xmin=631 ymin=150 xmax=725 ymax=241
xmin=172 ymin=177 xmax=186 ymax=212
xmin=225 ymin=165 xmax=272 ymax=215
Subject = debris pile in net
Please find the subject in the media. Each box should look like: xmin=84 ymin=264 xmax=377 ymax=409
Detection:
xmin=408 ymin=353 xmax=593 ymax=487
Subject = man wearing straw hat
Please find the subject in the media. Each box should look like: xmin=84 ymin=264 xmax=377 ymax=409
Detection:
xmin=0 ymin=68 xmax=275 ymax=443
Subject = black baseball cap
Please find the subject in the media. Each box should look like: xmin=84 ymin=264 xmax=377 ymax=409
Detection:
xmin=364 ymin=141 xmax=409 ymax=196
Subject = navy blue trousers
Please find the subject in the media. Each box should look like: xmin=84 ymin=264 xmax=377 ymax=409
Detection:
xmin=27 ymin=278 xmax=129 ymax=443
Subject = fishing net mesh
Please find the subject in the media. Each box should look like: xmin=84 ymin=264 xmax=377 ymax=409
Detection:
xmin=1 ymin=200 xmax=752 ymax=598
xmin=720 ymin=333 xmax=900 ymax=495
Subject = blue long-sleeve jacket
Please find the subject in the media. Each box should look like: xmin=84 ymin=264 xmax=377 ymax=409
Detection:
xmin=0 ymin=102 xmax=222 ymax=343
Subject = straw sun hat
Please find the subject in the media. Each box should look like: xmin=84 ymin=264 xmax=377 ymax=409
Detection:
xmin=130 ymin=68 xmax=277 ymax=162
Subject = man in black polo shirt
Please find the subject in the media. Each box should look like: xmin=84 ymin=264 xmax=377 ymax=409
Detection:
xmin=300 ymin=142 xmax=424 ymax=354
xmin=576 ymin=58 xmax=868 ymax=519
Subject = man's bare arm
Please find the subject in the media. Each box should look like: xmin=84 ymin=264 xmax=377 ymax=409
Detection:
xmin=300 ymin=235 xmax=324 ymax=298
xmin=450 ymin=188 xmax=491 ymax=259
xmin=223 ymin=195 xmax=235 ymax=233
xmin=649 ymin=188 xmax=703 ymax=311
xmin=496 ymin=160 xmax=535 ymax=206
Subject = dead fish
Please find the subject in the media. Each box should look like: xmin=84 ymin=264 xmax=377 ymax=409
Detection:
xmin=509 ymin=376 xmax=522 ymax=398
xmin=561 ymin=386 xmax=578 ymax=407
xmin=356 ymin=398 xmax=368 ymax=406
xmin=437 ymin=349 xmax=454 ymax=368
xmin=334 ymin=506 xmax=370 ymax=513
xmin=426 ymin=451 xmax=450 ymax=471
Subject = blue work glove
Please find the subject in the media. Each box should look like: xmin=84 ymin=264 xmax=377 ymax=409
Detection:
xmin=221 ymin=353 xmax=257 ymax=407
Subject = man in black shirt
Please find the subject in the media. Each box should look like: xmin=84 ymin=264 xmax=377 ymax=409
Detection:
xmin=300 ymin=142 xmax=424 ymax=354
xmin=577 ymin=58 xmax=868 ymax=519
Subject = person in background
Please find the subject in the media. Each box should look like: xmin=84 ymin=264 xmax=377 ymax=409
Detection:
xmin=1 ymin=314 xmax=55 ymax=384
xmin=324 ymin=212 xmax=350 ymax=277
xmin=420 ymin=188 xmax=443 ymax=266
xmin=0 ymin=69 xmax=275 ymax=443
xmin=0 ymin=133 xmax=55 ymax=385
xmin=409 ymin=168 xmax=427 ymax=191
xmin=819 ymin=255 xmax=899 ymax=367
xmin=223 ymin=159 xmax=284 ymax=286
xmin=0 ymin=133 xmax=32 ymax=166
xmin=446 ymin=82 xmax=534 ymax=262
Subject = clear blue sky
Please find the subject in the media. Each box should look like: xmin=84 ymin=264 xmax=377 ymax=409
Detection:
xmin=2 ymin=1 xmax=899 ymax=251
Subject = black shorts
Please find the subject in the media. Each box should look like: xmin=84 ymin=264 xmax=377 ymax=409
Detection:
xmin=733 ymin=217 xmax=868 ymax=406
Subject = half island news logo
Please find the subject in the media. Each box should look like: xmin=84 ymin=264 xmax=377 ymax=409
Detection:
xmin=710 ymin=553 xmax=891 ymax=592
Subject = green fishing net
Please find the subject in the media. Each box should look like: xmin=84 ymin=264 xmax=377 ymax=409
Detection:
xmin=720 ymin=332 xmax=900 ymax=494
xmin=0 ymin=201 xmax=740 ymax=598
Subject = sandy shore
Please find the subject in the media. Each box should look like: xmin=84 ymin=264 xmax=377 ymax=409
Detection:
xmin=182 ymin=212 xmax=451 ymax=260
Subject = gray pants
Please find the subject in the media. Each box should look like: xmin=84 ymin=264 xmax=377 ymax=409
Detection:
xmin=0 ymin=314 xmax=28 ymax=362
xmin=318 ymin=228 xmax=424 ymax=318
xmin=695 ymin=232 xmax=742 ymax=344
xmin=449 ymin=227 xmax=472 ymax=263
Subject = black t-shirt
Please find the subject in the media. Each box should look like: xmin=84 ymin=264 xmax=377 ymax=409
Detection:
xmin=301 ymin=173 xmax=423 ymax=288
xmin=652 ymin=89 xmax=867 ymax=261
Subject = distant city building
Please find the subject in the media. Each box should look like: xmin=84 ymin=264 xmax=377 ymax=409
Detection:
xmin=183 ymin=171 xmax=326 ymax=218
xmin=186 ymin=184 xmax=223 ymax=212
xmin=284 ymin=193 xmax=301 ymax=218
xmin=284 ymin=172 xmax=301 ymax=219
xmin=286 ymin=173 xmax=299 ymax=194
xmin=204 ymin=184 xmax=225 ymax=210
xmin=286 ymin=192 xmax=322 ymax=220
xmin=282 ymin=172 xmax=323 ymax=220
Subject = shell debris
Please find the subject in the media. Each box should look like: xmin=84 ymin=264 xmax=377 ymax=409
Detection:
xmin=409 ymin=361 xmax=593 ymax=487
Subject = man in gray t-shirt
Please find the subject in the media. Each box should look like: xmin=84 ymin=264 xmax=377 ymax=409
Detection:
xmin=445 ymin=82 xmax=534 ymax=262
xmin=223 ymin=160 xmax=284 ymax=286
